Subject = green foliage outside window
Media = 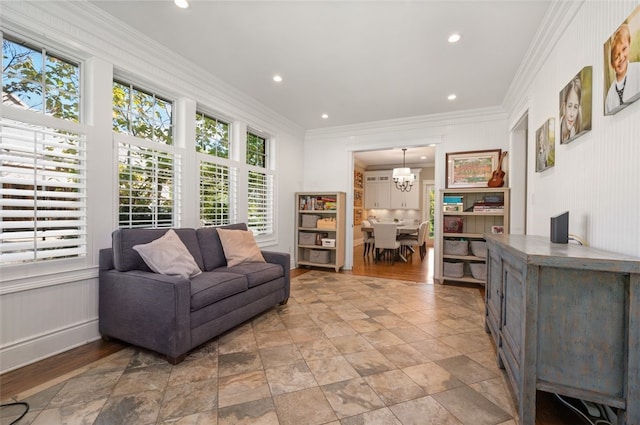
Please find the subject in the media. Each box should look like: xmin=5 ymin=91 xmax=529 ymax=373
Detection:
xmin=196 ymin=112 xmax=229 ymax=158
xmin=2 ymin=37 xmax=80 ymax=121
xmin=246 ymin=131 xmax=266 ymax=168
xmin=112 ymin=81 xmax=173 ymax=145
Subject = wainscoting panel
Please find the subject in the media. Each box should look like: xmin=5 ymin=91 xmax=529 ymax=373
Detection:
xmin=0 ymin=277 xmax=100 ymax=373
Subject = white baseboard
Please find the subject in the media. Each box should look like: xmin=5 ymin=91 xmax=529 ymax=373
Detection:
xmin=0 ymin=319 xmax=100 ymax=374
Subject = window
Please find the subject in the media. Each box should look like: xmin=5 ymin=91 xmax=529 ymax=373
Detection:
xmin=246 ymin=130 xmax=273 ymax=236
xmin=246 ymin=131 xmax=267 ymax=167
xmin=196 ymin=112 xmax=234 ymax=226
xmin=1 ymin=37 xmax=85 ymax=266
xmin=113 ymin=81 xmax=177 ymax=228
xmin=113 ymin=81 xmax=172 ymax=145
xmin=196 ymin=112 xmax=229 ymax=158
xmin=2 ymin=37 xmax=80 ymax=121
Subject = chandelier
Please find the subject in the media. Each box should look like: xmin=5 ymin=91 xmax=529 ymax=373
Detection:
xmin=392 ymin=148 xmax=415 ymax=192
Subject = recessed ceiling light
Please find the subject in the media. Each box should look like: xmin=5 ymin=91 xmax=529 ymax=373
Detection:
xmin=448 ymin=33 xmax=461 ymax=43
xmin=448 ymin=94 xmax=457 ymax=100
xmin=420 ymin=156 xmax=427 ymax=160
xmin=273 ymin=75 xmax=283 ymax=83
xmin=321 ymin=113 xmax=329 ymax=119
xmin=174 ymin=0 xmax=189 ymax=9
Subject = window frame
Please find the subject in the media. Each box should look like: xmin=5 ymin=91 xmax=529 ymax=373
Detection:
xmin=113 ymin=79 xmax=179 ymax=229
xmin=245 ymin=129 xmax=275 ymax=239
xmin=1 ymin=34 xmax=88 ymax=274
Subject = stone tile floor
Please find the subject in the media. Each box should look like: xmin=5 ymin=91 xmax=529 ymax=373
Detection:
xmin=1 ymin=271 xmax=518 ymax=425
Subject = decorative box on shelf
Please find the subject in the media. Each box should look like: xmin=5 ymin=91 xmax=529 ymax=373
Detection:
xmin=321 ymin=238 xmax=336 ymax=247
xmin=317 ymin=218 xmax=336 ymax=229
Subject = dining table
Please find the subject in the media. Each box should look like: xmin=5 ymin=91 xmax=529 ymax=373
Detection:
xmin=360 ymin=223 xmax=419 ymax=262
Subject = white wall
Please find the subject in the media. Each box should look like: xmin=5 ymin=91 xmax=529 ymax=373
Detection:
xmin=507 ymin=1 xmax=640 ymax=257
xmin=304 ymin=109 xmax=509 ymax=274
xmin=303 ymin=0 xmax=640 ymax=277
xmin=0 ymin=1 xmax=304 ymax=373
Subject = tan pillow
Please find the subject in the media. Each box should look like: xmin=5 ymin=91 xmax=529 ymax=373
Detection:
xmin=133 ymin=229 xmax=202 ymax=279
xmin=217 ymin=228 xmax=265 ymax=267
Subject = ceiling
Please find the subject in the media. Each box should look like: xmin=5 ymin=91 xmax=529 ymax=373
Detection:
xmin=89 ymin=0 xmax=551 ymax=133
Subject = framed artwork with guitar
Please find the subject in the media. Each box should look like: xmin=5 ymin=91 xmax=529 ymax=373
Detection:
xmin=446 ymin=149 xmax=501 ymax=188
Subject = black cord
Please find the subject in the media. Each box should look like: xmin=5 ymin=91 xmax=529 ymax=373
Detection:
xmin=0 ymin=402 xmax=30 ymax=425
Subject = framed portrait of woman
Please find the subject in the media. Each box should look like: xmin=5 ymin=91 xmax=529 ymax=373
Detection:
xmin=559 ymin=66 xmax=592 ymax=145
xmin=603 ymin=4 xmax=640 ymax=115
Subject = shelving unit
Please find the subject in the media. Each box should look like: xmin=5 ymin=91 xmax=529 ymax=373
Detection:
xmin=436 ymin=187 xmax=510 ymax=285
xmin=295 ymin=192 xmax=346 ymax=272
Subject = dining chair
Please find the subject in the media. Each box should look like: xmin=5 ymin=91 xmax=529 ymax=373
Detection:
xmin=361 ymin=220 xmax=376 ymax=257
xmin=399 ymin=221 xmax=430 ymax=261
xmin=372 ymin=222 xmax=400 ymax=264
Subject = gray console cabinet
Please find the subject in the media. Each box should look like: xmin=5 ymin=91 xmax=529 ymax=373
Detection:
xmin=484 ymin=234 xmax=639 ymax=425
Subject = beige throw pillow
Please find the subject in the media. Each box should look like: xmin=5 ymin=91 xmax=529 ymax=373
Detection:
xmin=217 ymin=228 xmax=265 ymax=267
xmin=133 ymin=229 xmax=202 ymax=279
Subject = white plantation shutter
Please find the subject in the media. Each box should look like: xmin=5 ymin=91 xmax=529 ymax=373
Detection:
xmin=247 ymin=170 xmax=273 ymax=236
xmin=117 ymin=138 xmax=179 ymax=228
xmin=0 ymin=118 xmax=87 ymax=265
xmin=199 ymin=160 xmax=235 ymax=226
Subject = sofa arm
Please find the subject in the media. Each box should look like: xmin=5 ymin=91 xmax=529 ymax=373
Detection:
xmin=99 ymin=269 xmax=191 ymax=361
xmin=261 ymin=251 xmax=291 ymax=300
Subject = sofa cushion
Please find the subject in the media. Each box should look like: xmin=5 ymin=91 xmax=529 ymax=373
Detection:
xmin=113 ymin=228 xmax=204 ymax=272
xmin=196 ymin=223 xmax=248 ymax=271
xmin=133 ymin=229 xmax=202 ymax=279
xmin=190 ymin=272 xmax=248 ymax=311
xmin=217 ymin=228 xmax=265 ymax=267
xmin=216 ymin=262 xmax=284 ymax=288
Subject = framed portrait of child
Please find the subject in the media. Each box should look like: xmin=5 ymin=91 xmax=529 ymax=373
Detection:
xmin=535 ymin=118 xmax=555 ymax=173
xmin=559 ymin=66 xmax=592 ymax=145
xmin=603 ymin=4 xmax=640 ymax=115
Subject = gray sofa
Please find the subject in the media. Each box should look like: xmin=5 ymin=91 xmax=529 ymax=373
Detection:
xmin=98 ymin=223 xmax=290 ymax=364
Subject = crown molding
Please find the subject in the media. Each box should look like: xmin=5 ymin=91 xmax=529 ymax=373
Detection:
xmin=502 ymin=0 xmax=584 ymax=114
xmin=1 ymin=0 xmax=305 ymax=138
xmin=306 ymin=106 xmax=507 ymax=141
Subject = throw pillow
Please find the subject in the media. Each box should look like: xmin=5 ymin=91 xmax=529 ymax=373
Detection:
xmin=217 ymin=228 xmax=265 ymax=267
xmin=133 ymin=229 xmax=202 ymax=279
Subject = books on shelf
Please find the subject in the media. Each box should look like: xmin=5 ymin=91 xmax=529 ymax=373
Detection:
xmin=299 ymin=196 xmax=337 ymax=211
xmin=473 ymin=202 xmax=504 ymax=213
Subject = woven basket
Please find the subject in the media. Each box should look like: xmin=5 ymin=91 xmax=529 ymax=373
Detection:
xmin=443 ymin=261 xmax=464 ymax=278
xmin=443 ymin=239 xmax=469 ymax=256
xmin=470 ymin=262 xmax=487 ymax=280
xmin=470 ymin=240 xmax=487 ymax=258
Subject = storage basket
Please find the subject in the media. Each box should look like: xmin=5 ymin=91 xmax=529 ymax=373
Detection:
xmin=317 ymin=218 xmax=336 ymax=229
xmin=470 ymin=240 xmax=487 ymax=258
xmin=301 ymin=214 xmax=320 ymax=228
xmin=470 ymin=262 xmax=487 ymax=280
xmin=443 ymin=260 xmax=464 ymax=278
xmin=443 ymin=239 xmax=469 ymax=256
xmin=321 ymin=238 xmax=336 ymax=247
xmin=298 ymin=232 xmax=316 ymax=245
xmin=309 ymin=249 xmax=330 ymax=264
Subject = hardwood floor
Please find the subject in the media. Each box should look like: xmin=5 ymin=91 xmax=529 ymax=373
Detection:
xmin=0 ymin=244 xmax=585 ymax=424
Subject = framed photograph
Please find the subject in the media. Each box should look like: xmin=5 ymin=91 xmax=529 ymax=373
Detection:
xmin=491 ymin=225 xmax=505 ymax=234
xmin=446 ymin=149 xmax=501 ymax=188
xmin=603 ymin=4 xmax=640 ymax=115
xmin=559 ymin=66 xmax=592 ymax=144
xmin=535 ymin=118 xmax=555 ymax=173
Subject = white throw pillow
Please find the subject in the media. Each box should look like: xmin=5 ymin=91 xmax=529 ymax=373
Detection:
xmin=133 ymin=229 xmax=202 ymax=279
xmin=217 ymin=228 xmax=266 ymax=267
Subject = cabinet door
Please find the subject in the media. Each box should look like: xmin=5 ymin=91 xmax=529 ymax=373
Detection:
xmin=376 ymin=176 xmax=391 ymax=209
xmin=390 ymin=177 xmax=420 ymax=209
xmin=364 ymin=179 xmax=378 ymax=209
